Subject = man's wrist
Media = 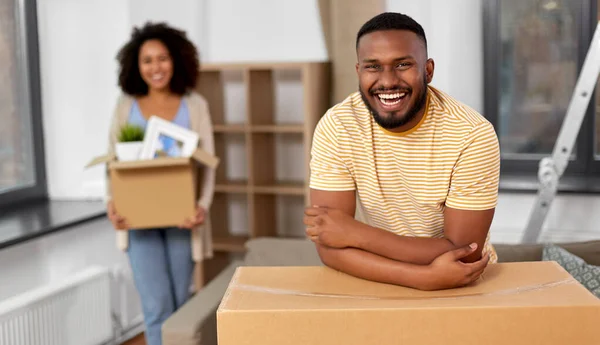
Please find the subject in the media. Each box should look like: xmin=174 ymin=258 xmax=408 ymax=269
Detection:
xmin=349 ymin=219 xmax=369 ymax=249
xmin=389 ymin=260 xmax=433 ymax=290
xmin=416 ymin=264 xmax=435 ymax=291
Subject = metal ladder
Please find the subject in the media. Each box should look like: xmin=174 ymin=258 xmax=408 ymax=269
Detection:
xmin=522 ymin=21 xmax=600 ymax=243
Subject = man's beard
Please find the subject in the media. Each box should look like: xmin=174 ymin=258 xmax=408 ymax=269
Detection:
xmin=360 ymin=79 xmax=428 ymax=130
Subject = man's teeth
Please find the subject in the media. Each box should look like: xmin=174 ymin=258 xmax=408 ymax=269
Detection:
xmin=378 ymin=93 xmax=406 ymax=99
xmin=377 ymin=92 xmax=406 ymax=105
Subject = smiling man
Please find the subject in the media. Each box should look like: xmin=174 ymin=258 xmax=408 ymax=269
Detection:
xmin=304 ymin=12 xmax=500 ymax=291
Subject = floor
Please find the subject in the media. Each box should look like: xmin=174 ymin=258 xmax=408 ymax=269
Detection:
xmin=123 ymin=333 xmax=145 ymax=345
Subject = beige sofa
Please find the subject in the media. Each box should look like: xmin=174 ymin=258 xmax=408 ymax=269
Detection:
xmin=162 ymin=238 xmax=600 ymax=345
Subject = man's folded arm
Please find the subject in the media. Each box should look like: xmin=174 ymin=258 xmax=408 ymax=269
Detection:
xmin=350 ymin=206 xmax=493 ymax=264
xmin=310 ymin=189 xmax=490 ymax=265
xmin=315 ymin=244 xmax=430 ymax=289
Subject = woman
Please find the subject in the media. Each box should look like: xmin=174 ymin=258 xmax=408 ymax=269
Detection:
xmin=106 ymin=22 xmax=215 ymax=345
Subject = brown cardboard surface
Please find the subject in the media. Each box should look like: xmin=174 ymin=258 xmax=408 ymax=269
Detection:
xmin=85 ymin=147 xmax=218 ymax=169
xmin=84 ymin=154 xmax=115 ymax=168
xmin=191 ymin=149 xmax=219 ymax=169
xmin=110 ymin=162 xmax=198 ymax=229
xmin=85 ymin=147 xmax=218 ymax=228
xmin=109 ymin=157 xmax=191 ymax=170
xmin=217 ymin=262 xmax=600 ymax=345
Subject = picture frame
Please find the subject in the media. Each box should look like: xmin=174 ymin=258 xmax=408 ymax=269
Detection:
xmin=140 ymin=116 xmax=199 ymax=159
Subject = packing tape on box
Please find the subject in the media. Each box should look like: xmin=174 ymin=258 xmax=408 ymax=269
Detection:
xmin=221 ymin=277 xmax=578 ymax=304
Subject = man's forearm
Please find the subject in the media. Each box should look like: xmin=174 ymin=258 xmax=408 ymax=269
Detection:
xmin=350 ymin=221 xmax=456 ymax=265
xmin=315 ymin=244 xmax=431 ymax=290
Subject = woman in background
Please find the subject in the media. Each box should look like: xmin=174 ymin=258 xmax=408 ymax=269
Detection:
xmin=106 ymin=22 xmax=215 ymax=345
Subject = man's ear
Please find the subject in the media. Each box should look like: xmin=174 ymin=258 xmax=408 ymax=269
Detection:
xmin=356 ymin=62 xmax=360 ymax=76
xmin=425 ymin=58 xmax=435 ymax=83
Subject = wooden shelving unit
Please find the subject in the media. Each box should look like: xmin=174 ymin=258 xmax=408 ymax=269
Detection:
xmin=196 ymin=62 xmax=331 ymax=254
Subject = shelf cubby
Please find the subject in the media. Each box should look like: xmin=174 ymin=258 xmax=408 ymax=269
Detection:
xmin=196 ymin=62 xmax=331 ymax=256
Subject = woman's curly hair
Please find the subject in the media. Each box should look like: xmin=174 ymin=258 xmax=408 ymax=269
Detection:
xmin=116 ymin=22 xmax=199 ymax=96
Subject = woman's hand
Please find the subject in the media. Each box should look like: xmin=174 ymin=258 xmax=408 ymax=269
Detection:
xmin=107 ymin=200 xmax=129 ymax=231
xmin=180 ymin=206 xmax=206 ymax=229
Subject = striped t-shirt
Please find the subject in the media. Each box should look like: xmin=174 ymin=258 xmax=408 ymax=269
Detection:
xmin=309 ymin=86 xmax=500 ymax=263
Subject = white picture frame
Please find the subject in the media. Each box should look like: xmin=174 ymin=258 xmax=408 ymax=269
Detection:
xmin=140 ymin=116 xmax=199 ymax=160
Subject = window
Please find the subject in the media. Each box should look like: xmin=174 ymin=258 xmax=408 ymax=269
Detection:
xmin=484 ymin=0 xmax=600 ymax=188
xmin=596 ymin=75 xmax=600 ymax=158
xmin=0 ymin=0 xmax=46 ymax=208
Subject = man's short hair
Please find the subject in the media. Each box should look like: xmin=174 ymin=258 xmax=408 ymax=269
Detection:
xmin=356 ymin=12 xmax=427 ymax=52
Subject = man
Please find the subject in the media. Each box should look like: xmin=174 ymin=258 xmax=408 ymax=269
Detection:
xmin=304 ymin=12 xmax=500 ymax=291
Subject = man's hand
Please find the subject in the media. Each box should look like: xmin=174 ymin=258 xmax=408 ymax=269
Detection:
xmin=180 ymin=206 xmax=206 ymax=229
xmin=107 ymin=201 xmax=129 ymax=231
xmin=304 ymin=206 xmax=361 ymax=248
xmin=421 ymin=243 xmax=489 ymax=291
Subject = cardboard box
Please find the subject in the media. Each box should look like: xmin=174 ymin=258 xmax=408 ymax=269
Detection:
xmin=217 ymin=262 xmax=600 ymax=345
xmin=86 ymin=148 xmax=219 ymax=229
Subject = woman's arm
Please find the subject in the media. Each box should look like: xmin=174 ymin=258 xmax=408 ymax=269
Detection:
xmin=195 ymin=98 xmax=216 ymax=211
xmin=105 ymin=96 xmax=125 ymax=205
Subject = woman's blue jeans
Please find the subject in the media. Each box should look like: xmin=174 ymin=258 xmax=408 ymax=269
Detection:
xmin=127 ymin=227 xmax=193 ymax=345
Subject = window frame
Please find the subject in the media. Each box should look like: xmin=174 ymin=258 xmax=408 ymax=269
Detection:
xmin=0 ymin=0 xmax=47 ymax=209
xmin=483 ymin=0 xmax=599 ymax=186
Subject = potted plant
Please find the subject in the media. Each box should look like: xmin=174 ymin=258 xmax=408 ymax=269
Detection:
xmin=116 ymin=124 xmax=144 ymax=161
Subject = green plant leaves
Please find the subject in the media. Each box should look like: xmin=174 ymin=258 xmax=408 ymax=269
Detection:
xmin=118 ymin=124 xmax=145 ymax=142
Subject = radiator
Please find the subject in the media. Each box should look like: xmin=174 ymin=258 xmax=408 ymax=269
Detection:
xmin=0 ymin=266 xmax=113 ymax=345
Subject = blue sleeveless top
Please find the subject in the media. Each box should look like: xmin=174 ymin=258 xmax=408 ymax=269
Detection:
xmin=128 ymin=99 xmax=191 ymax=157
xmin=128 ymin=99 xmax=190 ymax=129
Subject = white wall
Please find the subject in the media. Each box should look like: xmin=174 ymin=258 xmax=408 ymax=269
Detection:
xmin=128 ymin=0 xmax=206 ymax=49
xmin=37 ymin=0 xmax=130 ymax=199
xmin=386 ymin=0 xmax=483 ymax=113
xmin=204 ymin=0 xmax=328 ymax=62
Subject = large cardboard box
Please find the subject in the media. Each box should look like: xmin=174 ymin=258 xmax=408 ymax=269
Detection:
xmin=217 ymin=262 xmax=600 ymax=345
xmin=87 ymin=149 xmax=219 ymax=229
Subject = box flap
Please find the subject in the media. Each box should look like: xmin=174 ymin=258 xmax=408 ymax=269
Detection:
xmin=219 ymin=262 xmax=600 ymax=312
xmin=191 ymin=148 xmax=220 ymax=169
xmin=87 ymin=148 xmax=218 ymax=170
xmin=110 ymin=157 xmax=190 ymax=170
xmin=85 ymin=154 xmax=115 ymax=168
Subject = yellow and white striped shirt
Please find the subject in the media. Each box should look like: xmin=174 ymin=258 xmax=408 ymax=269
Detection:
xmin=309 ymin=86 xmax=500 ymax=262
